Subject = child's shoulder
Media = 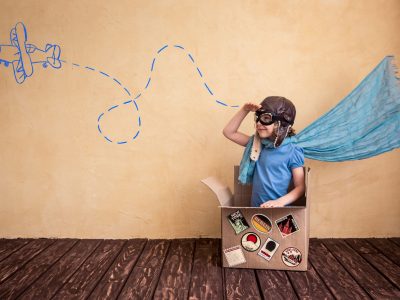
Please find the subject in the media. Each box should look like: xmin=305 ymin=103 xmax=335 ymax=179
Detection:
xmin=287 ymin=141 xmax=304 ymax=167
xmin=284 ymin=139 xmax=304 ymax=153
xmin=291 ymin=143 xmax=304 ymax=153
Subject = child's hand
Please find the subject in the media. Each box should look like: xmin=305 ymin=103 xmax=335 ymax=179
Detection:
xmin=243 ymin=102 xmax=262 ymax=112
xmin=260 ymin=199 xmax=285 ymax=208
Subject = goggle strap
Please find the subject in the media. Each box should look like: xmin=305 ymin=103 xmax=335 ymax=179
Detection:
xmin=273 ymin=123 xmax=291 ymax=148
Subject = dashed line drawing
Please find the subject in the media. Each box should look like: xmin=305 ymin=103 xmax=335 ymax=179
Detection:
xmin=92 ymin=43 xmax=240 ymax=144
xmin=2 ymin=23 xmax=240 ymax=145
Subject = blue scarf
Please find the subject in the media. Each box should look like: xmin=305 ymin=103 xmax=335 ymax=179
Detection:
xmin=239 ymin=56 xmax=400 ymax=184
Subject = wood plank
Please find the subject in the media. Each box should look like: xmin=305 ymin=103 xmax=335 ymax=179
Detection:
xmin=323 ymin=239 xmax=400 ymax=299
xmin=255 ymin=269 xmax=297 ymax=300
xmin=188 ymin=239 xmax=224 ymax=300
xmin=367 ymin=238 xmax=400 ymax=266
xmin=89 ymin=239 xmax=147 ymax=299
xmin=0 ymin=237 xmax=396 ymax=299
xmin=0 ymin=239 xmax=77 ymax=300
xmin=389 ymin=238 xmax=400 ymax=247
xmin=308 ymin=239 xmax=369 ymax=299
xmin=345 ymin=238 xmax=400 ymax=289
xmin=19 ymin=239 xmax=101 ymax=300
xmin=153 ymin=239 xmax=195 ymax=300
xmin=364 ymin=253 xmax=400 ymax=288
xmin=0 ymin=239 xmax=54 ymax=284
xmin=224 ymin=268 xmax=261 ymax=300
xmin=345 ymin=238 xmax=379 ymax=254
xmin=287 ymin=264 xmax=334 ymax=299
xmin=53 ymin=240 xmax=125 ymax=300
xmin=118 ymin=239 xmax=170 ymax=300
xmin=0 ymin=239 xmax=31 ymax=262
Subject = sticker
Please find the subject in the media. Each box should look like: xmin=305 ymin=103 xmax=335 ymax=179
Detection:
xmin=223 ymin=245 xmax=246 ymax=267
xmin=227 ymin=210 xmax=249 ymax=234
xmin=276 ymin=214 xmax=299 ymax=237
xmin=257 ymin=238 xmax=280 ymax=261
xmin=241 ymin=232 xmax=261 ymax=252
xmin=251 ymin=214 xmax=272 ymax=234
xmin=282 ymin=247 xmax=302 ymax=267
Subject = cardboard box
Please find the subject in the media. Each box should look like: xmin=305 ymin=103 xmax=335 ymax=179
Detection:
xmin=202 ymin=166 xmax=310 ymax=271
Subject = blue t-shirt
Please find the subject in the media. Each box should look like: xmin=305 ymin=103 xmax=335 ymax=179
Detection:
xmin=251 ymin=142 xmax=304 ymax=207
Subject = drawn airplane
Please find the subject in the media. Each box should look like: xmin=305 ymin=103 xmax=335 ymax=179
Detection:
xmin=0 ymin=22 xmax=62 ymax=84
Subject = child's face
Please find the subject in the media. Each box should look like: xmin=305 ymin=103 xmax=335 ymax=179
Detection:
xmin=256 ymin=122 xmax=275 ymax=139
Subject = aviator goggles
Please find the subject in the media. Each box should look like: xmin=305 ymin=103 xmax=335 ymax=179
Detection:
xmin=254 ymin=110 xmax=293 ymax=126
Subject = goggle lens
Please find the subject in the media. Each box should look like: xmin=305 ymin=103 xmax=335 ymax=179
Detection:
xmin=255 ymin=112 xmax=274 ymax=125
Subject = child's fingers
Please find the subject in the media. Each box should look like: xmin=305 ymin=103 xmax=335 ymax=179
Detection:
xmin=252 ymin=104 xmax=262 ymax=111
xmin=245 ymin=102 xmax=259 ymax=107
xmin=260 ymin=201 xmax=273 ymax=208
xmin=245 ymin=103 xmax=261 ymax=112
xmin=250 ymin=103 xmax=261 ymax=108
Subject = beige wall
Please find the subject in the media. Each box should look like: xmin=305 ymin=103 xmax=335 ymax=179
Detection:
xmin=0 ymin=0 xmax=399 ymax=238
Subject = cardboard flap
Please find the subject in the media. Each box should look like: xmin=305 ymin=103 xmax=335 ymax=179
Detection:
xmin=201 ymin=177 xmax=233 ymax=207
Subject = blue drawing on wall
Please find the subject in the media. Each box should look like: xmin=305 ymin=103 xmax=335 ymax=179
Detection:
xmin=60 ymin=58 xmax=142 ymax=145
xmin=3 ymin=22 xmax=398 ymax=158
xmin=61 ymin=43 xmax=240 ymax=144
xmin=3 ymin=22 xmax=240 ymax=145
xmin=92 ymin=44 xmax=240 ymax=144
xmin=135 ymin=44 xmax=240 ymax=109
xmin=0 ymin=22 xmax=62 ymax=84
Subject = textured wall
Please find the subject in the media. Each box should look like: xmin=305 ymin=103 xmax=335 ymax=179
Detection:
xmin=0 ymin=0 xmax=399 ymax=238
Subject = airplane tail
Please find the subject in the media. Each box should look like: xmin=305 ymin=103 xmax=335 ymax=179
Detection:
xmin=44 ymin=43 xmax=61 ymax=68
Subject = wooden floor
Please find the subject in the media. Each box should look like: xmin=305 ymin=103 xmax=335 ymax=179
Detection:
xmin=0 ymin=238 xmax=399 ymax=299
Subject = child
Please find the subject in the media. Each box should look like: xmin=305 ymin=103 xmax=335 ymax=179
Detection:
xmin=223 ymin=96 xmax=305 ymax=207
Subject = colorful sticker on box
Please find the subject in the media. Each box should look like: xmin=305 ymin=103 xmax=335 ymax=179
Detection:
xmin=258 ymin=238 xmax=280 ymax=261
xmin=276 ymin=214 xmax=299 ymax=237
xmin=241 ymin=232 xmax=261 ymax=252
xmin=282 ymin=247 xmax=302 ymax=267
xmin=227 ymin=210 xmax=249 ymax=234
xmin=223 ymin=245 xmax=246 ymax=267
xmin=251 ymin=214 xmax=272 ymax=234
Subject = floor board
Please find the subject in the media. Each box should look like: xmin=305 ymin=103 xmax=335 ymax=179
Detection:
xmin=309 ymin=239 xmax=369 ymax=299
xmin=225 ymin=268 xmax=261 ymax=300
xmin=188 ymin=239 xmax=224 ymax=300
xmin=0 ymin=239 xmax=54 ymax=285
xmin=153 ymin=239 xmax=195 ymax=300
xmin=118 ymin=239 xmax=170 ymax=300
xmin=0 ymin=238 xmax=398 ymax=299
xmin=255 ymin=269 xmax=297 ymax=300
xmin=287 ymin=264 xmax=334 ymax=300
xmin=346 ymin=238 xmax=400 ymax=290
xmin=53 ymin=240 xmax=125 ymax=300
xmin=367 ymin=238 xmax=400 ymax=266
xmin=323 ymin=239 xmax=400 ymax=299
xmin=19 ymin=239 xmax=101 ymax=300
xmin=0 ymin=239 xmax=31 ymax=263
xmin=90 ymin=239 xmax=147 ymax=299
xmin=0 ymin=239 xmax=76 ymax=300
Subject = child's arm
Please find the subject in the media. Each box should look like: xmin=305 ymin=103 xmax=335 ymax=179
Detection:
xmin=223 ymin=102 xmax=261 ymax=146
xmin=261 ymin=167 xmax=305 ymax=207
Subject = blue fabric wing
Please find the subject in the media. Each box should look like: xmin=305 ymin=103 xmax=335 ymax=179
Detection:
xmin=293 ymin=56 xmax=400 ymax=161
xmin=239 ymin=56 xmax=400 ymax=183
